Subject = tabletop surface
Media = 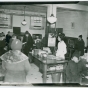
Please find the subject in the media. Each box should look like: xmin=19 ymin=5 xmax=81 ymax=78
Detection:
xmin=33 ymin=55 xmax=68 ymax=64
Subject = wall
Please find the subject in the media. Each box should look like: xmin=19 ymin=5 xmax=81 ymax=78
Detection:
xmin=0 ymin=14 xmax=46 ymax=38
xmin=56 ymin=11 xmax=88 ymax=46
xmin=13 ymin=15 xmax=46 ymax=38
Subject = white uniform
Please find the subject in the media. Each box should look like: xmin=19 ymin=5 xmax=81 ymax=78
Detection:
xmin=56 ymin=41 xmax=67 ymax=59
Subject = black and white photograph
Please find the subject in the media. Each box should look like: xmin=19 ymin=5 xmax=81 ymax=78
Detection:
xmin=0 ymin=0 xmax=88 ymax=87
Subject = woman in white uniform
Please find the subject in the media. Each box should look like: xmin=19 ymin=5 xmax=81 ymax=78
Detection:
xmin=56 ymin=33 xmax=67 ymax=59
xmin=52 ymin=33 xmax=67 ymax=83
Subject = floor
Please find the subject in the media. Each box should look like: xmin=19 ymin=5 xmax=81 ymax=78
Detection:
xmin=28 ymin=63 xmax=52 ymax=83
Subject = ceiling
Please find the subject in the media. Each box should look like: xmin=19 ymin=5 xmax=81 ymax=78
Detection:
xmin=0 ymin=1 xmax=88 ymax=13
xmin=56 ymin=1 xmax=88 ymax=12
xmin=78 ymin=1 xmax=88 ymax=6
xmin=0 ymin=5 xmax=47 ymax=13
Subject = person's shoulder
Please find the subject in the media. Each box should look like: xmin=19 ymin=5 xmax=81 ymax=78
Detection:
xmin=61 ymin=41 xmax=66 ymax=46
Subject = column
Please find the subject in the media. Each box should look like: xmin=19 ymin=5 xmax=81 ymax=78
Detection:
xmin=47 ymin=4 xmax=57 ymax=28
xmin=47 ymin=4 xmax=57 ymax=18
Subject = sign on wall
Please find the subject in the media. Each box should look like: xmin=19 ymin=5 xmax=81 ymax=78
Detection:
xmin=30 ymin=16 xmax=45 ymax=30
xmin=48 ymin=33 xmax=56 ymax=47
xmin=0 ymin=14 xmax=12 ymax=28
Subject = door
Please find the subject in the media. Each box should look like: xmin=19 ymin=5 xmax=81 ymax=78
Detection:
xmin=13 ymin=27 xmax=21 ymax=35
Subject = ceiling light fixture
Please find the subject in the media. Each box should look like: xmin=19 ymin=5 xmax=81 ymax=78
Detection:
xmin=47 ymin=4 xmax=57 ymax=24
xmin=21 ymin=6 xmax=27 ymax=26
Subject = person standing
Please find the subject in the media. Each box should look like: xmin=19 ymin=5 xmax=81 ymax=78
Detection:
xmin=0 ymin=39 xmax=31 ymax=83
xmin=75 ymin=35 xmax=85 ymax=56
xmin=52 ymin=33 xmax=67 ymax=83
xmin=56 ymin=33 xmax=67 ymax=59
xmin=65 ymin=51 xmax=80 ymax=83
xmin=22 ymin=31 xmax=34 ymax=56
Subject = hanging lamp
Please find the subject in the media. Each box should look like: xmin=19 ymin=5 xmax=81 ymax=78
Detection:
xmin=21 ymin=6 xmax=27 ymax=26
xmin=47 ymin=4 xmax=57 ymax=24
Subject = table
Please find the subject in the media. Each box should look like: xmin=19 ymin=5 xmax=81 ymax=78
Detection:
xmin=32 ymin=55 xmax=68 ymax=83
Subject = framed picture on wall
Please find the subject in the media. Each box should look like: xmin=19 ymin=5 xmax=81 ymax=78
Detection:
xmin=0 ymin=14 xmax=12 ymax=29
xmin=30 ymin=16 xmax=45 ymax=30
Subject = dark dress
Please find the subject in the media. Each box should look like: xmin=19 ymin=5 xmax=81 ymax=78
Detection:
xmin=23 ymin=34 xmax=34 ymax=56
xmin=65 ymin=60 xmax=80 ymax=83
xmin=65 ymin=60 xmax=86 ymax=83
xmin=75 ymin=39 xmax=85 ymax=56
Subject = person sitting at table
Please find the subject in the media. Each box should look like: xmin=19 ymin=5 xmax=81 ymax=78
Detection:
xmin=65 ymin=51 xmax=86 ymax=83
xmin=0 ymin=39 xmax=31 ymax=83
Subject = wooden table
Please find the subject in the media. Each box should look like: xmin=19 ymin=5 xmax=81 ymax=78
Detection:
xmin=32 ymin=55 xmax=68 ymax=83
